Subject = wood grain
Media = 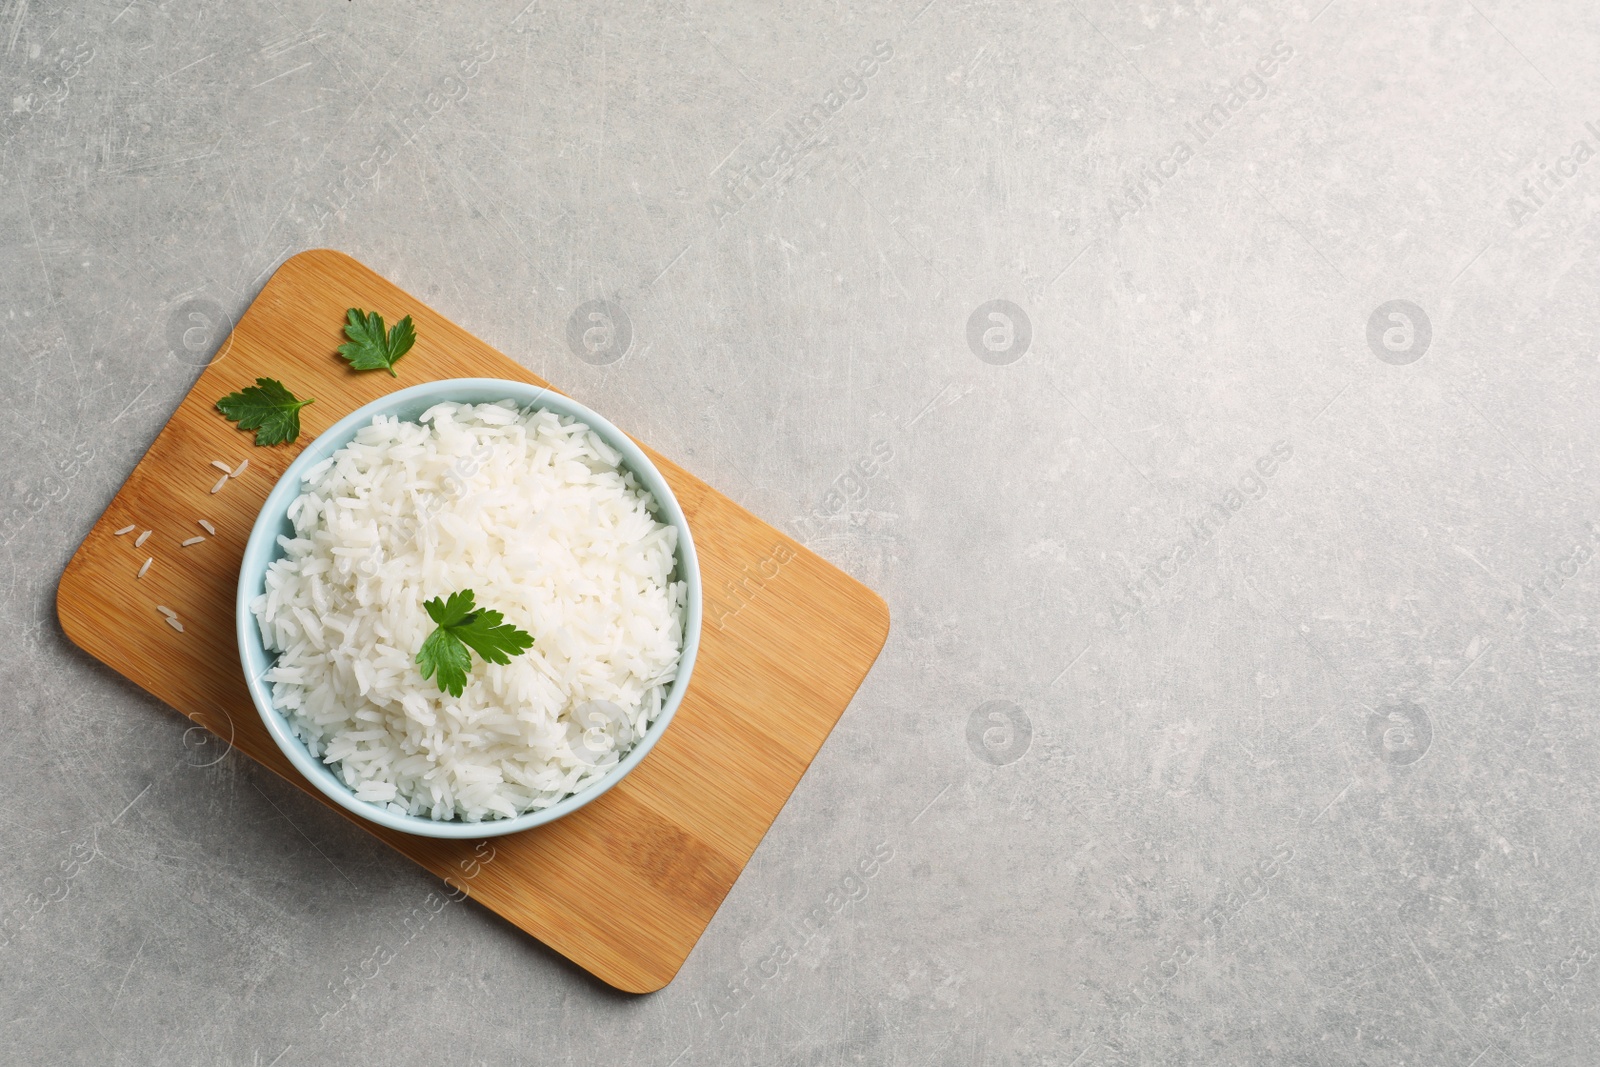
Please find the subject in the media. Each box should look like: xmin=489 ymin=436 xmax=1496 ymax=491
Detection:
xmin=56 ymin=249 xmax=890 ymax=993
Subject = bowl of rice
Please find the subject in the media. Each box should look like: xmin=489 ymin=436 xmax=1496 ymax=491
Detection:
xmin=236 ymin=378 xmax=700 ymax=838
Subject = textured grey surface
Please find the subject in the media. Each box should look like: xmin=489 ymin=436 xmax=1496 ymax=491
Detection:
xmin=4 ymin=0 xmax=1600 ymax=1063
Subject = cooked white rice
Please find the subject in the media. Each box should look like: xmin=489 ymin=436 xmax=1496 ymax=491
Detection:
xmin=251 ymin=400 xmax=686 ymax=822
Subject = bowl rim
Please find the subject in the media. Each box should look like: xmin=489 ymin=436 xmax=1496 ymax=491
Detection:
xmin=235 ymin=377 xmax=701 ymax=839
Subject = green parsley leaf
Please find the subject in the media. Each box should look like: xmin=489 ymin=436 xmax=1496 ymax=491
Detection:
xmin=337 ymin=307 xmax=416 ymax=377
xmin=215 ymin=377 xmax=315 ymax=446
xmin=417 ymin=625 xmax=473 ymax=699
xmin=415 ymin=589 xmax=535 ymax=697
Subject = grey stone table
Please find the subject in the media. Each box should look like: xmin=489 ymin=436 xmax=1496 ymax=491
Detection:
xmin=4 ymin=1 xmax=1598 ymax=1063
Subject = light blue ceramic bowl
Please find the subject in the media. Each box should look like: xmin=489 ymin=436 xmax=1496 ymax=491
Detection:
xmin=236 ymin=378 xmax=701 ymax=839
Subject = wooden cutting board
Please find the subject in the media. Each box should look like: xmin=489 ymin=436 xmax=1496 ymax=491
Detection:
xmin=56 ymin=249 xmax=890 ymax=993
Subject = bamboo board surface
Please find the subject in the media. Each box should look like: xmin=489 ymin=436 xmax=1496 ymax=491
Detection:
xmin=56 ymin=249 xmax=890 ymax=993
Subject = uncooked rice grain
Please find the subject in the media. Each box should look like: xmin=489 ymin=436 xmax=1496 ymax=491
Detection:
xmin=199 ymin=519 xmax=216 ymax=534
xmin=156 ymin=606 xmax=176 ymax=619
xmin=114 ymin=524 xmax=135 ymax=536
xmin=181 ymin=536 xmax=205 ymax=547
xmin=252 ymin=401 xmax=686 ymax=823
xmin=134 ymin=530 xmax=151 ymax=547
xmin=211 ymin=460 xmax=232 ymax=473
xmin=232 ymin=459 xmax=249 ymax=478
xmin=165 ymin=616 xmax=183 ymax=632
xmin=137 ymin=558 xmax=152 ymax=578
xmin=210 ymin=475 xmax=228 ymax=494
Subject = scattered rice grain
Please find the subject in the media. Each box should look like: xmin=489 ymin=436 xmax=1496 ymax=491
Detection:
xmin=198 ymin=519 xmax=216 ymax=535
xmin=165 ymin=616 xmax=184 ymax=633
xmin=134 ymin=530 xmax=151 ymax=547
xmin=210 ymin=474 xmax=228 ymax=494
xmin=211 ymin=460 xmax=232 ymax=473
xmin=232 ymin=458 xmax=249 ymax=478
xmin=181 ymin=536 xmax=205 ymax=547
xmin=114 ymin=524 xmax=135 ymax=536
xmin=137 ymin=558 xmax=152 ymax=578
xmin=156 ymin=606 xmax=176 ymax=619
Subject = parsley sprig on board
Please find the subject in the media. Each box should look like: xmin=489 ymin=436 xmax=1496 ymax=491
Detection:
xmin=337 ymin=307 xmax=415 ymax=376
xmin=215 ymin=377 xmax=315 ymax=446
xmin=415 ymin=589 xmax=535 ymax=698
